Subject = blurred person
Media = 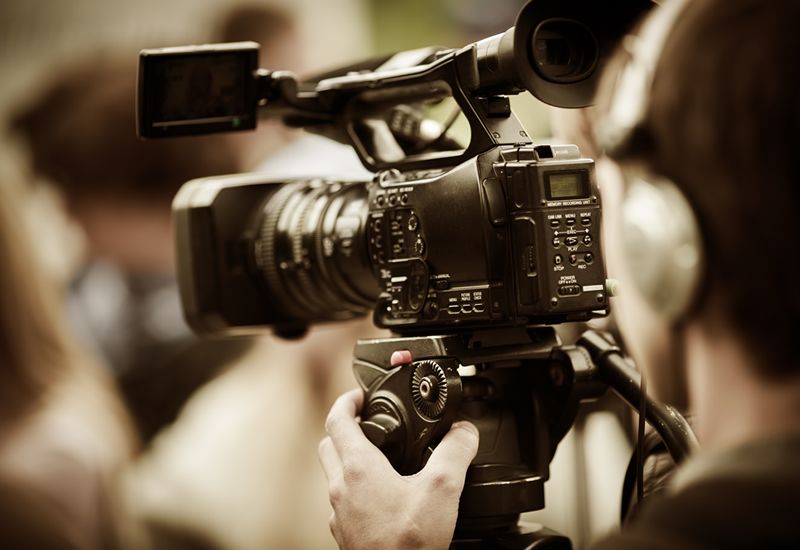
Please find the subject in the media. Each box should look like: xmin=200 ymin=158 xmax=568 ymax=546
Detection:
xmin=3 ymin=13 xmax=379 ymax=550
xmin=0 ymin=148 xmax=135 ymax=548
xmin=212 ymin=3 xmax=305 ymax=171
xmin=1 ymin=112 xmax=375 ymax=550
xmin=11 ymin=59 xmax=253 ymax=443
xmin=319 ymin=0 xmax=800 ymax=548
xmin=213 ymin=2 xmax=373 ymax=181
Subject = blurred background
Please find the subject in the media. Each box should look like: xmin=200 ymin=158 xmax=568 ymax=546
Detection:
xmin=0 ymin=1 xmax=632 ymax=549
xmin=0 ymin=0 xmax=552 ymax=142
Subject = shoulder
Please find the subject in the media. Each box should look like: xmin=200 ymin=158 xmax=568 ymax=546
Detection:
xmin=591 ymin=442 xmax=800 ymax=549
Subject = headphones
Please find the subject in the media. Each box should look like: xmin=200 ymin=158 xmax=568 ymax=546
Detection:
xmin=595 ymin=0 xmax=703 ymax=322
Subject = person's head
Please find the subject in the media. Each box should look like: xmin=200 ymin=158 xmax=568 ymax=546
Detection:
xmin=11 ymin=59 xmax=241 ymax=270
xmin=593 ymin=0 xmax=800 ymax=402
xmin=13 ymin=58 xmax=241 ymax=212
xmin=212 ymin=4 xmax=302 ymax=170
xmin=214 ymin=3 xmax=301 ymax=72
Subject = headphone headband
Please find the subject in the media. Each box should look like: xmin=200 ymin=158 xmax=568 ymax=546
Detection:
xmin=596 ymin=0 xmax=689 ymax=156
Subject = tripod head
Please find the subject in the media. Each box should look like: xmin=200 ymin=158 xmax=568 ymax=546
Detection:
xmin=354 ymin=328 xmax=697 ymax=546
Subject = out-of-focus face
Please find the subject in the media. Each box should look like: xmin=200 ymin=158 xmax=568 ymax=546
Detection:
xmin=597 ymin=156 xmax=688 ymax=407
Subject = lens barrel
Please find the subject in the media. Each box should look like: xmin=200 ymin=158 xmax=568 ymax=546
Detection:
xmin=254 ymin=180 xmax=379 ymax=323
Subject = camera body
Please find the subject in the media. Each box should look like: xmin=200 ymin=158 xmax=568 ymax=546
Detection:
xmin=172 ymin=141 xmax=606 ymax=337
xmin=366 ymin=143 xmax=605 ymax=331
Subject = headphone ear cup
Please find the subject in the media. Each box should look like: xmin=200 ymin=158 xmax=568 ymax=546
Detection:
xmin=620 ymin=174 xmax=703 ymax=321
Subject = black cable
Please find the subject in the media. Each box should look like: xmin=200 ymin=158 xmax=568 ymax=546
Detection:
xmin=636 ymin=370 xmax=647 ymax=509
xmin=578 ymin=330 xmax=699 ymax=463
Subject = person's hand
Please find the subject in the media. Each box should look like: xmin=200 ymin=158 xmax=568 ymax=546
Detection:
xmin=318 ymin=351 xmax=479 ymax=550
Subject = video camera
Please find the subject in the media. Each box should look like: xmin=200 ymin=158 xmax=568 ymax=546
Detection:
xmin=139 ymin=1 xmax=697 ymax=547
xmin=137 ymin=0 xmax=654 ymax=338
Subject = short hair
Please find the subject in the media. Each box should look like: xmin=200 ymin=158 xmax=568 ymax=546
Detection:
xmin=597 ymin=0 xmax=800 ymax=379
xmin=12 ymin=59 xmax=240 ymax=205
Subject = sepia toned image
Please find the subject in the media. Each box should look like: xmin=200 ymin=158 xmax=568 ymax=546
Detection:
xmin=1 ymin=0 xmax=798 ymax=548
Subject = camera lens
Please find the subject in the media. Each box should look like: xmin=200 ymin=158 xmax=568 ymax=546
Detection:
xmin=530 ymin=19 xmax=598 ymax=83
xmin=254 ymin=180 xmax=379 ymax=322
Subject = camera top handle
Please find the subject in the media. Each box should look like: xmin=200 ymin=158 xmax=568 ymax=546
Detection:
xmin=257 ymin=45 xmax=531 ymax=172
xmin=138 ymin=1 xmax=651 ymax=171
xmin=254 ymin=0 xmax=652 ymax=172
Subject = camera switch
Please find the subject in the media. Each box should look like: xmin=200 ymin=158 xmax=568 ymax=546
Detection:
xmin=558 ymin=285 xmax=581 ymax=296
xmin=434 ymin=279 xmax=450 ymax=291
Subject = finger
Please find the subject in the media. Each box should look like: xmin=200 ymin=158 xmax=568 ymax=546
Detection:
xmin=318 ymin=436 xmax=343 ymax=483
xmin=390 ymin=350 xmax=413 ymax=366
xmin=325 ymin=389 xmax=373 ymax=456
xmin=422 ymin=421 xmax=480 ymax=494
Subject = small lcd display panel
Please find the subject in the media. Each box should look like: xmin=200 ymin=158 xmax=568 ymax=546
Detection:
xmin=138 ymin=43 xmax=259 ymax=138
xmin=545 ymin=171 xmax=589 ymax=200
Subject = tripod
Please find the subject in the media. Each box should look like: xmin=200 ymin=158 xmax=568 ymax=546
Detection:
xmin=353 ymin=327 xmax=697 ymax=549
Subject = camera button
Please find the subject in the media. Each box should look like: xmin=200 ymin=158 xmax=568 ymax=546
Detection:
xmin=414 ymin=238 xmax=426 ymax=256
xmin=554 ymin=254 xmax=563 ymax=266
xmin=566 ymin=217 xmax=576 ymax=226
xmin=584 ymin=253 xmax=594 ymax=264
xmin=407 ymin=214 xmax=419 ymax=232
xmin=583 ymin=235 xmax=592 ymax=245
xmin=552 ymin=237 xmax=561 ymax=247
xmin=549 ymin=219 xmax=560 ymax=228
xmin=558 ymin=284 xmax=581 ymax=296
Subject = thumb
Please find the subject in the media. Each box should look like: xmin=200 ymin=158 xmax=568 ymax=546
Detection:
xmin=422 ymin=421 xmax=479 ymax=491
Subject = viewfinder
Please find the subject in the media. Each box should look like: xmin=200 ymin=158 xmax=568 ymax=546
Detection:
xmin=138 ymin=42 xmax=259 ymax=138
